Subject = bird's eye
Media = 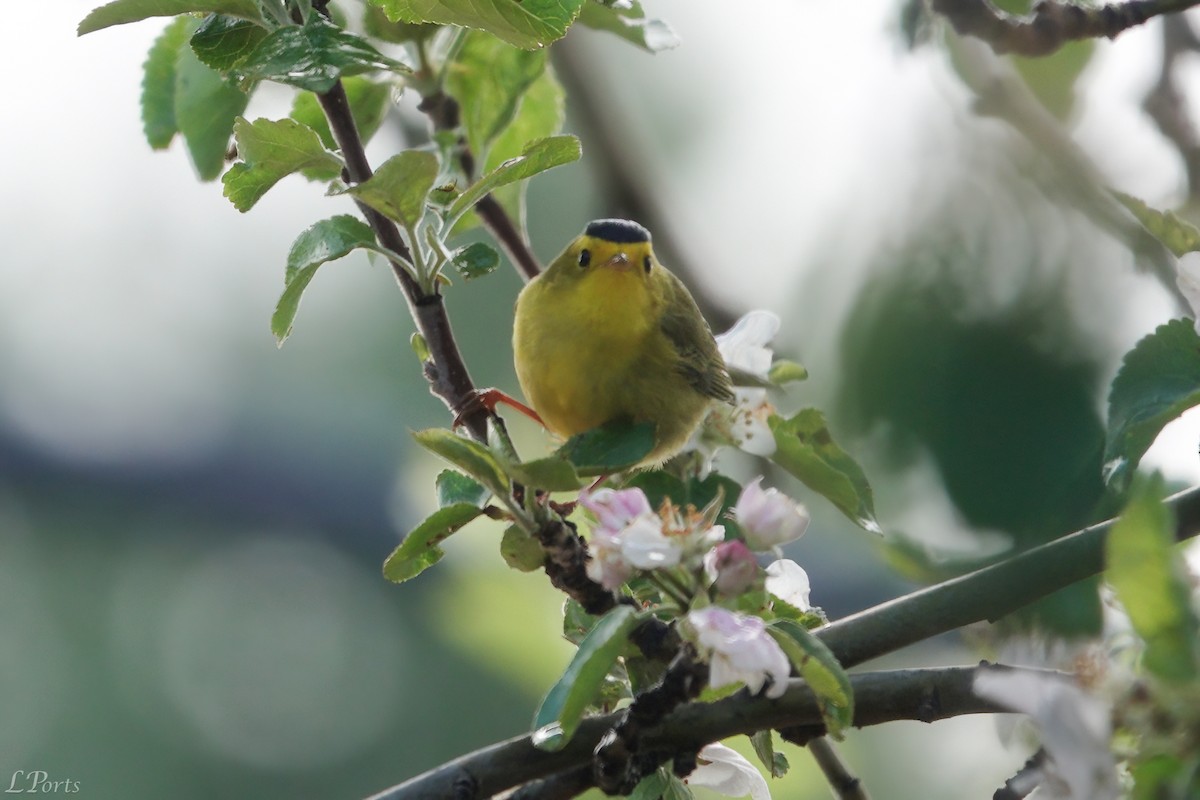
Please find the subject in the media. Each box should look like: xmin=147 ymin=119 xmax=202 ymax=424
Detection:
xmin=578 ymin=249 xmax=591 ymax=268
xmin=643 ymin=255 xmax=652 ymax=274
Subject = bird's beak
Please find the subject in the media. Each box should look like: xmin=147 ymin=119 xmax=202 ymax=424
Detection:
xmin=603 ymin=252 xmax=631 ymax=271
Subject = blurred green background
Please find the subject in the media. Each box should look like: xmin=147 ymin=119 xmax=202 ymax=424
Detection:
xmin=4 ymin=2 xmax=1199 ymax=798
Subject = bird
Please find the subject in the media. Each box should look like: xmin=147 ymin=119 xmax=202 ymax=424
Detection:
xmin=509 ymin=218 xmax=734 ymax=466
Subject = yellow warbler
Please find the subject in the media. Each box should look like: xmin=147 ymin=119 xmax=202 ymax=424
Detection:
xmin=512 ymin=219 xmax=734 ymax=465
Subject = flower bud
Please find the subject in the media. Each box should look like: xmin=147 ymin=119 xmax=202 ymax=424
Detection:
xmin=704 ymin=540 xmax=760 ymax=596
xmin=734 ymin=478 xmax=810 ymax=551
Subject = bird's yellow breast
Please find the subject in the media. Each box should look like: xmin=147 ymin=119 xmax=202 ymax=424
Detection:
xmin=514 ymin=266 xmax=659 ymax=438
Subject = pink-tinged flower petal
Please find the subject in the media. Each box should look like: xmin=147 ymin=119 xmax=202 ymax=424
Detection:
xmin=580 ymin=487 xmax=654 ymax=537
xmin=735 ymin=478 xmax=810 ymax=551
xmin=686 ymin=743 xmax=771 ymax=800
xmin=585 ymin=530 xmax=633 ymax=590
xmin=705 ymin=540 xmax=760 ymax=596
xmin=688 ymin=607 xmax=791 ymax=699
xmin=765 ymin=559 xmax=811 ymax=611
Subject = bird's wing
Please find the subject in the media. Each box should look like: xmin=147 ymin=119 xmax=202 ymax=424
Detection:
xmin=658 ymin=272 xmax=736 ymax=404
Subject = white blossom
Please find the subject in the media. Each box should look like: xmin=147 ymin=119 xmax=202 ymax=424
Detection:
xmin=765 ymin=559 xmax=811 ymax=612
xmin=688 ymin=607 xmax=791 ymax=699
xmin=686 ymin=743 xmax=771 ymax=800
xmin=974 ymin=667 xmax=1117 ymax=800
xmin=581 ymin=488 xmax=681 ymax=589
xmin=686 ymin=311 xmax=782 ymax=467
xmin=734 ymin=478 xmax=810 ymax=551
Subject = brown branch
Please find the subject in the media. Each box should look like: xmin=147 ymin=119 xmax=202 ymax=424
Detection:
xmin=316 ymin=83 xmax=490 ymax=441
xmin=932 ymin=0 xmax=1200 ymax=56
xmin=1142 ymin=14 xmax=1200 ymax=200
xmin=418 ymin=90 xmax=544 ymax=281
xmin=993 ymin=748 xmax=1047 ymax=799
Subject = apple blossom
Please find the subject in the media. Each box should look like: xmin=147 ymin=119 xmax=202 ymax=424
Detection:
xmin=765 ymin=559 xmax=811 ymax=612
xmin=735 ymin=478 xmax=810 ymax=551
xmin=685 ymin=743 xmax=771 ymax=800
xmin=687 ymin=607 xmax=791 ymax=699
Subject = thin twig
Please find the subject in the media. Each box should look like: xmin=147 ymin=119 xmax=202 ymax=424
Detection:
xmin=418 ymin=88 xmax=544 ymax=281
xmin=932 ymin=0 xmax=1200 ymax=57
xmin=993 ymin=748 xmax=1048 ymax=799
xmin=316 ymin=83 xmax=490 ymax=441
xmin=1142 ymin=14 xmax=1200 ymax=200
xmin=808 ymin=738 xmax=871 ymax=800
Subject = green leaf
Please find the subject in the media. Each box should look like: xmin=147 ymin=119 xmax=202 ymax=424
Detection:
xmin=189 ymin=14 xmax=268 ymax=71
xmin=500 ymin=524 xmax=545 ymax=572
xmin=436 ymin=469 xmax=490 ymax=508
xmin=484 ymin=65 xmax=566 ymax=231
xmin=348 ymin=150 xmax=440 ymax=229
xmin=78 ymin=0 xmax=263 ymax=35
xmin=532 ymin=605 xmax=640 ymax=750
xmin=141 ymin=17 xmax=190 ymax=149
xmin=769 ymin=409 xmax=879 ymax=533
xmin=628 ymin=770 xmax=669 ymax=800
xmin=413 ymin=428 xmax=510 ymax=496
xmin=446 ymin=135 xmax=580 ymax=226
xmin=222 ymin=117 xmax=343 ymax=211
xmin=372 ymin=0 xmax=587 ymax=49
xmin=451 ymin=242 xmax=500 ymax=281
xmin=290 ymin=76 xmax=393 ymax=152
xmin=236 ymin=15 xmax=410 ymax=93
xmin=1115 ymin=192 xmax=1200 ymax=257
xmin=503 ymin=455 xmax=583 ymax=492
xmin=749 ymin=730 xmax=789 ymax=778
xmin=768 ymin=359 xmax=808 ymax=386
xmin=383 ymin=502 xmax=483 ymax=581
xmin=272 ymin=215 xmax=377 ymax=343
xmin=1106 ymin=473 xmax=1200 ymax=683
xmin=1104 ymin=320 xmax=1200 ymax=492
xmin=446 ymin=30 xmax=546 ymax=159
xmin=554 ymin=419 xmax=655 ymax=476
xmin=577 ymin=0 xmax=679 ymax=53
xmin=364 ymin=3 xmax=440 ymax=42
xmin=174 ymin=45 xmax=248 ymax=180
xmin=562 ymin=598 xmax=598 ymax=646
xmin=768 ymin=619 xmax=854 ymax=738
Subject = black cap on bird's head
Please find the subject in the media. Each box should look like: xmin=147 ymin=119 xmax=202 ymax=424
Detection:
xmin=585 ymin=219 xmax=651 ymax=244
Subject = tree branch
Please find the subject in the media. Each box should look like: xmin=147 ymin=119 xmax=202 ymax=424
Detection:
xmin=1142 ymin=14 xmax=1200 ymax=200
xmin=367 ymin=485 xmax=1200 ymax=799
xmin=365 ymin=665 xmax=1011 ymax=800
xmin=418 ymin=89 xmax=544 ymax=281
xmin=815 ymin=484 xmax=1200 ymax=668
xmin=931 ymin=0 xmax=1200 ymax=57
xmin=316 ymin=82 xmax=490 ymax=441
xmin=807 ymin=738 xmax=871 ymax=800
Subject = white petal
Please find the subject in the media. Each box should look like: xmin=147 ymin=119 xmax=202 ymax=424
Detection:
xmin=765 ymin=560 xmax=811 ymax=611
xmin=688 ymin=744 xmax=772 ymax=800
xmin=717 ymin=311 xmax=781 ymax=377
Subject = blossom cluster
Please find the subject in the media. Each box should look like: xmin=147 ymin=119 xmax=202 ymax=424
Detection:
xmin=581 ymin=479 xmax=814 ymax=703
